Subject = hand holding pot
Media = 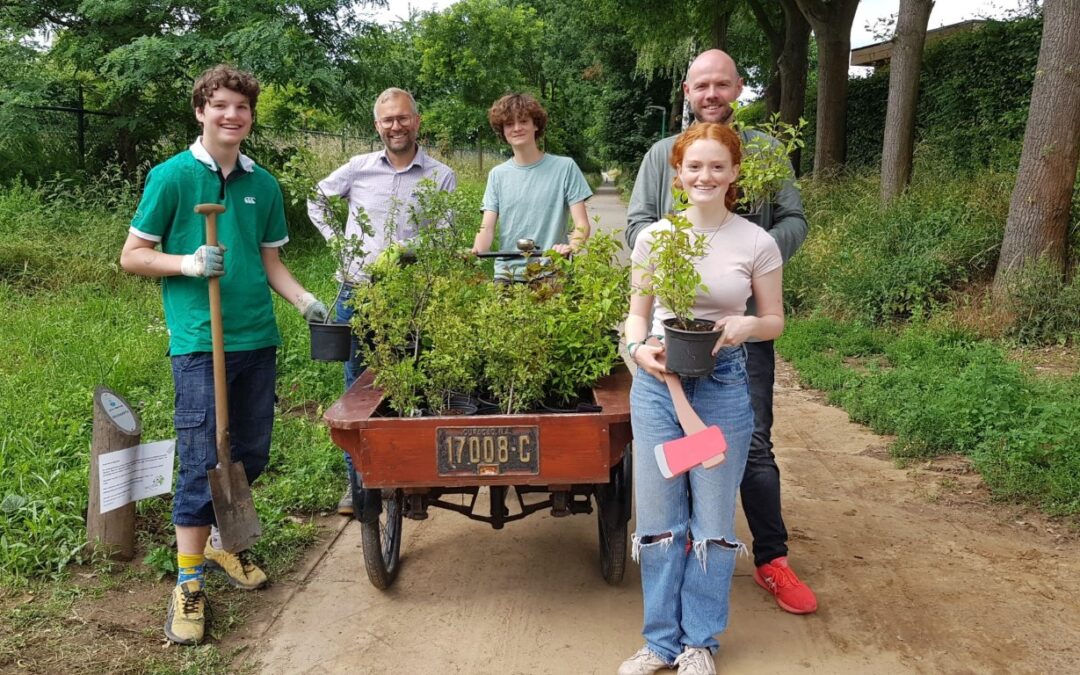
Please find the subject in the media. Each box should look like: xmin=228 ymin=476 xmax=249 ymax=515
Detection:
xmin=711 ymin=315 xmax=757 ymax=352
xmin=633 ymin=341 xmax=668 ymax=381
xmin=296 ymin=292 xmax=329 ymax=323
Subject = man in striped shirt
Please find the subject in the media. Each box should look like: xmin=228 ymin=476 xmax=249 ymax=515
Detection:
xmin=307 ymin=87 xmax=456 ymax=515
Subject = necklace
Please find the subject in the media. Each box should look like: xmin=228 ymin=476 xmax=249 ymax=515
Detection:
xmin=692 ymin=210 xmax=735 ymax=247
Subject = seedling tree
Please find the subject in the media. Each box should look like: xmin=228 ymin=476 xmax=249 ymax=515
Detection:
xmin=280 ymin=149 xmax=374 ymax=313
xmin=731 ymin=103 xmax=806 ymax=212
xmin=638 ymin=206 xmax=709 ymax=329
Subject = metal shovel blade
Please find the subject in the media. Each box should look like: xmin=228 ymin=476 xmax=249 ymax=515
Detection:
xmin=208 ymin=459 xmax=262 ymax=553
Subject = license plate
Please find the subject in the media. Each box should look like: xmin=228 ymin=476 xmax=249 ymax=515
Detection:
xmin=436 ymin=426 xmax=539 ymax=477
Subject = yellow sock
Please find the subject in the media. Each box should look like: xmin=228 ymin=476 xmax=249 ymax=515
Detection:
xmin=177 ymin=552 xmax=205 ymax=586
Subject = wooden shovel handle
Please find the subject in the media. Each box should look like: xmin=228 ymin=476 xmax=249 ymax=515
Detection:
xmin=194 ymin=203 xmax=230 ymax=467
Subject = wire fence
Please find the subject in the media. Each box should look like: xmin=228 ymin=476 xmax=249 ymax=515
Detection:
xmin=1 ymin=102 xmax=500 ymax=181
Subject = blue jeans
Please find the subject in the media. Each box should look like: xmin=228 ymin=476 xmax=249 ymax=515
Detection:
xmin=171 ymin=347 xmax=277 ymax=527
xmin=629 ymin=346 xmax=754 ymax=663
xmin=334 ymin=283 xmax=366 ymax=473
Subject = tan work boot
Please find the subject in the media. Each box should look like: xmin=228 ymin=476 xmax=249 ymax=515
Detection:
xmin=164 ymin=580 xmax=207 ymax=645
xmin=204 ymin=541 xmax=268 ymax=590
xmin=337 ymin=488 xmax=354 ymax=516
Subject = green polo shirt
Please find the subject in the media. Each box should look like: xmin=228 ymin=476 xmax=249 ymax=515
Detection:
xmin=130 ymin=143 xmax=290 ymax=356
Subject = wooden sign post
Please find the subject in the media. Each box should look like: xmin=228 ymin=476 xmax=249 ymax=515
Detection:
xmin=86 ymin=386 xmax=141 ymax=561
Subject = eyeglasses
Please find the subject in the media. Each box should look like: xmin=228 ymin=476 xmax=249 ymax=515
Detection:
xmin=377 ymin=115 xmax=415 ymax=129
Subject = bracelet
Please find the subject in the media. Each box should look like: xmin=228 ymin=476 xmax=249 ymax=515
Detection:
xmin=626 ymin=341 xmax=641 ymax=359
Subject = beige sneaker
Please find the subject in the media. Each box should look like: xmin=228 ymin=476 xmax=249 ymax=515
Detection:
xmin=674 ymin=647 xmax=715 ymax=675
xmin=204 ymin=541 xmax=268 ymax=590
xmin=618 ymin=645 xmax=671 ymax=675
xmin=164 ymin=580 xmax=207 ymax=645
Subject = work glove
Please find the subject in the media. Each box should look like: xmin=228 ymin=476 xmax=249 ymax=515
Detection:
xmin=296 ymin=292 xmax=329 ymax=323
xmin=180 ymin=245 xmax=224 ymax=278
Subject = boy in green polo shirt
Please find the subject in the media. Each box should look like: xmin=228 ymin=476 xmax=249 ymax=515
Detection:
xmin=120 ymin=65 xmax=327 ymax=645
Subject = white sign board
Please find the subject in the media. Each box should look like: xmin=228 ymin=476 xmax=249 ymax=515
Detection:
xmin=99 ymin=391 xmax=138 ymax=434
xmin=98 ymin=440 xmax=175 ymax=514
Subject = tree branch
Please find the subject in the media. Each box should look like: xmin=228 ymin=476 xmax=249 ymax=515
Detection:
xmin=747 ymin=0 xmax=782 ymax=47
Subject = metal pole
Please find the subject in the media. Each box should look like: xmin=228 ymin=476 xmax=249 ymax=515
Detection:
xmin=77 ymin=85 xmax=87 ymax=170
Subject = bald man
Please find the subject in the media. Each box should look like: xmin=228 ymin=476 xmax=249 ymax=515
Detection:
xmin=626 ymin=49 xmax=815 ymax=616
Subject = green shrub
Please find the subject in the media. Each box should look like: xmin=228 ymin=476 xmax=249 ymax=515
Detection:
xmin=801 ymin=16 xmax=1041 ymax=174
xmin=0 ymin=174 xmax=355 ymax=583
xmin=786 ymin=168 xmax=1008 ymax=323
xmin=1001 ymin=257 xmax=1080 ymax=345
xmin=778 ymin=317 xmax=1080 ymax=516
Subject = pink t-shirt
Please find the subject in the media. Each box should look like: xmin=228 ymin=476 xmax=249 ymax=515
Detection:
xmin=631 ymin=215 xmax=783 ymax=335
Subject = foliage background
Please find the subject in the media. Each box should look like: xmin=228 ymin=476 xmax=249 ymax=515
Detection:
xmin=800 ymin=16 xmax=1043 ymax=174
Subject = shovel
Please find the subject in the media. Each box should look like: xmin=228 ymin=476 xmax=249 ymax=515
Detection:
xmin=195 ymin=203 xmax=262 ymax=553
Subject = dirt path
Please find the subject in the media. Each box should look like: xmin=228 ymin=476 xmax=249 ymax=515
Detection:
xmin=230 ymin=184 xmax=1080 ymax=674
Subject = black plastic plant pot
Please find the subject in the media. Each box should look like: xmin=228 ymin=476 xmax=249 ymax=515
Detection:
xmin=442 ymin=393 xmax=478 ymax=416
xmin=662 ymin=317 xmax=722 ymax=377
xmin=740 ymin=211 xmax=763 ymax=227
xmin=309 ymin=321 xmax=352 ymax=362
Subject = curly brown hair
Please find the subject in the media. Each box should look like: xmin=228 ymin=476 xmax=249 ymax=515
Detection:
xmin=191 ymin=65 xmax=260 ymax=112
xmin=488 ymin=93 xmax=547 ymax=143
xmin=670 ymin=122 xmax=742 ymax=211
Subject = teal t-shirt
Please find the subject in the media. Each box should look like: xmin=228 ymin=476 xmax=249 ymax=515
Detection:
xmin=130 ymin=145 xmax=290 ymax=356
xmin=481 ymin=153 xmax=592 ymax=280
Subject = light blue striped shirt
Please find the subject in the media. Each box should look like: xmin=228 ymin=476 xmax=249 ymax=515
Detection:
xmin=307 ymin=145 xmax=456 ymax=281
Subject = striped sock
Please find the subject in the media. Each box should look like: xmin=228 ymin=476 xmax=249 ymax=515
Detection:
xmin=177 ymin=552 xmax=205 ymax=587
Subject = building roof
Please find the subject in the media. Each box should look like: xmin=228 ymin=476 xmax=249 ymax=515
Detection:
xmin=851 ymin=19 xmax=988 ymax=68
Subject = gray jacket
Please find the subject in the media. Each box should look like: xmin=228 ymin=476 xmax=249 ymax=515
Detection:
xmin=625 ymin=128 xmax=807 ymax=264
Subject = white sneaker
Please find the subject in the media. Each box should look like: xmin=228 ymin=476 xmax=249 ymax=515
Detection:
xmin=674 ymin=646 xmax=715 ymax=675
xmin=618 ymin=645 xmax=670 ymax=675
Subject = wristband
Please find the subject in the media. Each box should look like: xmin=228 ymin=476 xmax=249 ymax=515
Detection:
xmin=627 ymin=341 xmax=642 ymax=359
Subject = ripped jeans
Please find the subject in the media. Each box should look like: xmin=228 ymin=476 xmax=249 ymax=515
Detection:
xmin=629 ymin=345 xmax=753 ymax=663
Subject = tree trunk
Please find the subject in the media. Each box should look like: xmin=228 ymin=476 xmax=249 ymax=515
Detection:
xmin=880 ymin=0 xmax=934 ymax=202
xmin=795 ymin=0 xmax=860 ymax=176
xmin=671 ymin=77 xmax=686 ymax=133
xmin=710 ymin=5 xmax=734 ymax=51
xmin=763 ymin=72 xmax=782 ymax=118
xmin=747 ymin=0 xmax=785 ymax=118
xmin=993 ymin=0 xmax=1080 ymax=293
xmin=86 ymin=387 xmax=141 ymax=561
xmin=778 ymin=0 xmax=811 ymax=172
xmin=813 ymin=34 xmax=851 ymax=174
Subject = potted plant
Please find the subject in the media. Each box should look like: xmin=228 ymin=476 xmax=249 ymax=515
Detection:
xmin=350 ymin=181 xmax=630 ymax=417
xmin=638 ymin=210 xmax=720 ymax=377
xmin=731 ymin=104 xmax=807 ymax=225
xmin=308 ymin=204 xmax=372 ymax=362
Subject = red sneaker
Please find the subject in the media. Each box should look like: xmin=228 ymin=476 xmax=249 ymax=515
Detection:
xmin=754 ymin=556 xmax=818 ymax=614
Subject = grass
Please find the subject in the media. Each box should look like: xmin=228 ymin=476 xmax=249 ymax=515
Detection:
xmin=0 ymin=151 xmax=488 ymax=670
xmin=778 ymin=311 xmax=1080 ymax=517
xmin=777 ymin=157 xmax=1079 ymax=517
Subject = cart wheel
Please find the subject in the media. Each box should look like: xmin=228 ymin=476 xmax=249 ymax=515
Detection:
xmin=596 ymin=447 xmax=631 ymax=585
xmin=359 ymin=484 xmax=404 ymax=590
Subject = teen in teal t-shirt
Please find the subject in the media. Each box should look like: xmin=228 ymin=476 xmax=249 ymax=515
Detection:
xmin=481 ymin=153 xmax=592 ymax=280
xmin=473 ymin=93 xmax=592 ymax=280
